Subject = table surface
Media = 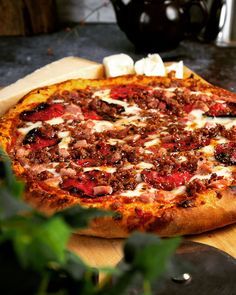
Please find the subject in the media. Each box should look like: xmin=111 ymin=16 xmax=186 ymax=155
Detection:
xmin=1 ymin=24 xmax=236 ymax=268
xmin=0 ymin=24 xmax=236 ymax=92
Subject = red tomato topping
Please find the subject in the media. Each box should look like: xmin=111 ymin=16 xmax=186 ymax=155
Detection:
xmin=62 ymin=178 xmax=95 ymax=196
xmin=110 ymin=84 xmax=149 ymax=100
xmin=142 ymin=170 xmax=192 ymax=190
xmin=98 ymin=143 xmax=112 ymax=156
xmin=207 ymin=103 xmax=227 ymax=116
xmin=183 ymin=104 xmax=195 ymax=113
xmin=30 ymin=137 xmax=58 ymax=150
xmin=83 ymin=110 xmax=102 ymax=120
xmin=20 ymin=103 xmax=65 ymax=122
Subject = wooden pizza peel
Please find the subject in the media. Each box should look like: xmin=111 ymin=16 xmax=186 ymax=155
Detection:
xmin=0 ymin=57 xmax=236 ymax=271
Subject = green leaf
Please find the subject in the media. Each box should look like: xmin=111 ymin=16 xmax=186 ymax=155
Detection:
xmin=13 ymin=216 xmax=71 ymax=271
xmin=57 ymin=205 xmax=112 ymax=229
xmin=63 ymin=251 xmax=88 ymax=280
xmin=0 ymin=189 xmax=30 ymax=220
xmin=0 ymin=148 xmax=24 ymax=199
xmin=124 ymin=232 xmax=181 ymax=281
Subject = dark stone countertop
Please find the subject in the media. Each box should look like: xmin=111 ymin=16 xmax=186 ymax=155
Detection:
xmin=0 ymin=24 xmax=236 ymax=92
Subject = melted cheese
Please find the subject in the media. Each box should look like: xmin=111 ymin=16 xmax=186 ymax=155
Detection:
xmin=18 ymin=122 xmax=42 ymax=134
xmin=58 ymin=136 xmax=71 ymax=150
xmin=121 ymin=182 xmax=157 ymax=197
xmin=144 ymin=138 xmax=161 ymax=147
xmin=83 ymin=166 xmax=117 ymax=173
xmin=186 ymin=109 xmax=236 ymax=131
xmin=108 ymin=138 xmax=125 ymax=145
xmin=18 ymin=116 xmax=64 ymax=134
xmin=136 ymin=162 xmax=154 ymax=169
xmin=190 ymin=166 xmax=233 ymax=182
xmin=58 ymin=131 xmax=70 ymax=138
xmin=171 ymin=185 xmax=186 ymax=196
xmin=46 ymin=117 xmax=64 ymax=125
xmin=92 ymin=120 xmax=114 ymax=132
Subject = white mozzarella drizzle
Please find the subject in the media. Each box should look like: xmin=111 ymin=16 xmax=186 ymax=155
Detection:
xmin=18 ymin=122 xmax=42 ymax=134
xmin=92 ymin=120 xmax=114 ymax=132
xmin=178 ymin=156 xmax=187 ymax=162
xmin=136 ymin=162 xmax=154 ymax=170
xmin=171 ymin=185 xmax=186 ymax=196
xmin=186 ymin=108 xmax=236 ymax=131
xmin=46 ymin=168 xmax=60 ymax=177
xmin=121 ymin=182 xmax=157 ymax=197
xmin=58 ymin=136 xmax=71 ymax=150
xmin=58 ymin=131 xmax=70 ymax=138
xmin=190 ymin=91 xmax=213 ymax=96
xmin=18 ymin=117 xmax=64 ymax=134
xmin=185 ymin=109 xmax=205 ymax=130
xmin=153 ymin=86 xmax=177 ymax=92
xmin=83 ymin=166 xmax=117 ymax=173
xmin=190 ymin=166 xmax=233 ymax=182
xmin=108 ymin=138 xmax=125 ymax=145
xmin=46 ymin=117 xmax=64 ymax=125
xmin=93 ymin=89 xmax=141 ymax=115
xmin=53 ymin=99 xmax=64 ymax=103
xmin=144 ymin=138 xmax=161 ymax=147
xmin=200 ymin=144 xmax=215 ymax=155
xmin=206 ymin=117 xmax=236 ymax=129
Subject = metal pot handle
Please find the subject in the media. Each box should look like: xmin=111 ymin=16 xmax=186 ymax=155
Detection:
xmin=203 ymin=0 xmax=226 ymax=41
xmin=183 ymin=0 xmax=209 ymax=37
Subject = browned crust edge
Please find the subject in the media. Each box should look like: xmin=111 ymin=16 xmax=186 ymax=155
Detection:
xmin=24 ymin=183 xmax=236 ymax=238
xmin=1 ymin=75 xmax=236 ymax=238
xmin=80 ymin=188 xmax=236 ymax=238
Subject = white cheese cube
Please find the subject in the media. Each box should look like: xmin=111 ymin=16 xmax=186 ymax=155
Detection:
xmin=134 ymin=54 xmax=166 ymax=76
xmin=103 ymin=54 xmax=135 ymax=77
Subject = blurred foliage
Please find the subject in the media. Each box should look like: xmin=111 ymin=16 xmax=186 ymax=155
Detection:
xmin=0 ymin=148 xmax=180 ymax=294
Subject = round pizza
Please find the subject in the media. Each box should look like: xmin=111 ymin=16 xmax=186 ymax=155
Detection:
xmin=1 ymin=74 xmax=236 ymax=238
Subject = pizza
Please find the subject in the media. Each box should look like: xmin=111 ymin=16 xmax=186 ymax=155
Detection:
xmin=1 ymin=74 xmax=236 ymax=238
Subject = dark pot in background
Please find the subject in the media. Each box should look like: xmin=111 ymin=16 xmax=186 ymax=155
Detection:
xmin=110 ymin=0 xmax=208 ymax=52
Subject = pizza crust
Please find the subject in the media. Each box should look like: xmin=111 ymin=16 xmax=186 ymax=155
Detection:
xmin=79 ymin=188 xmax=236 ymax=238
xmin=1 ymin=74 xmax=236 ymax=238
xmin=23 ymin=180 xmax=236 ymax=238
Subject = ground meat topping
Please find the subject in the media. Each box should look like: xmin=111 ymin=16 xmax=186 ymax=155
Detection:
xmin=214 ymin=142 xmax=236 ymax=165
xmin=13 ymin=78 xmax=236 ymax=205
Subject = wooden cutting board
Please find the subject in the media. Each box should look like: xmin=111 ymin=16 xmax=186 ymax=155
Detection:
xmin=1 ymin=58 xmax=236 ymax=269
xmin=67 ymin=60 xmax=236 ymax=268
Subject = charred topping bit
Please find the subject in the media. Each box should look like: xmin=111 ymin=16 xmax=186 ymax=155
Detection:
xmin=19 ymin=103 xmax=65 ymax=122
xmin=20 ymin=103 xmax=49 ymax=120
xmin=88 ymin=98 xmax=125 ymax=121
xmin=37 ymin=170 xmax=54 ymax=181
xmin=23 ymin=128 xmax=59 ymax=151
xmin=214 ymin=142 xmax=236 ymax=165
xmin=206 ymin=102 xmax=236 ymax=117
xmin=23 ymin=128 xmax=41 ymax=145
xmin=177 ymin=198 xmax=195 ymax=208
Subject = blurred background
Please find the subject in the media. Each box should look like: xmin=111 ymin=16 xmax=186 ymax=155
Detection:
xmin=0 ymin=0 xmax=236 ymax=91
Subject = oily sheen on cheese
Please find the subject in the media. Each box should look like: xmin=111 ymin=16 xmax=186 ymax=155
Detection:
xmin=2 ymin=72 xmax=236 ymax=238
xmin=12 ymin=77 xmax=236 ymax=201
